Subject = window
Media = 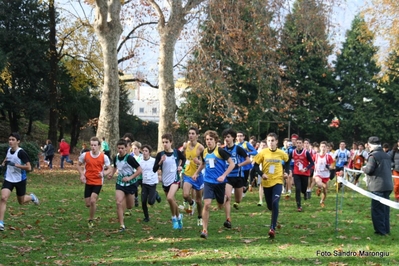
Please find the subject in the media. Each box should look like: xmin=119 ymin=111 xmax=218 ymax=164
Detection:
xmin=139 ymin=107 xmax=144 ymax=113
xmin=152 ymin=107 xmax=157 ymax=114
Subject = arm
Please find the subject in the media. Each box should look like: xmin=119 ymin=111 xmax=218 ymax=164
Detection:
xmin=217 ymin=157 xmax=235 ymax=183
xmin=237 ymin=147 xmax=251 ymax=167
xmin=13 ymin=150 xmax=31 ymax=171
xmin=246 ymin=142 xmax=258 ymax=156
xmin=152 ymin=152 xmax=163 ymax=172
xmin=362 ymin=155 xmax=376 ymax=175
xmin=177 ymin=149 xmax=186 ymax=172
xmin=192 ymin=149 xmax=204 ymax=181
xmin=305 ymin=151 xmax=315 ymax=170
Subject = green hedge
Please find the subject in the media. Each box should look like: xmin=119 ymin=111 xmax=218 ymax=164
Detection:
xmin=0 ymin=141 xmax=41 ymax=171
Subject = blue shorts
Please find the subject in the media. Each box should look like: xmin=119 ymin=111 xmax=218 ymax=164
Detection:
xmin=183 ymin=173 xmax=204 ymax=191
xmin=203 ymin=182 xmax=226 ymax=204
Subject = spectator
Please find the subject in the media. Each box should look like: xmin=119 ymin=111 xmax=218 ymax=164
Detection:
xmin=42 ymin=139 xmax=55 ymax=169
xmin=362 ymin=136 xmax=393 ymax=236
xmin=58 ymin=139 xmax=73 ymax=169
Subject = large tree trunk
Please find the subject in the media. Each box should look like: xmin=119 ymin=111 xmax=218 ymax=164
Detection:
xmin=8 ymin=110 xmax=19 ymax=133
xmin=149 ymin=0 xmax=205 ymax=150
xmin=27 ymin=116 xmax=33 ymax=135
xmin=48 ymin=0 xmax=59 ymax=146
xmin=93 ymin=0 xmax=122 ymax=156
xmin=157 ymin=32 xmax=179 ymax=150
xmin=70 ymin=114 xmax=80 ymax=152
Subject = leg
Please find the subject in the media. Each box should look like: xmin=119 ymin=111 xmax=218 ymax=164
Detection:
xmin=88 ymin=193 xmax=99 ymax=221
xmin=0 ymin=188 xmax=12 ymax=222
xmin=371 ymin=192 xmax=389 ymax=235
xmin=166 ymin=184 xmax=180 ymax=217
xmin=383 ymin=191 xmax=391 ymax=234
xmin=224 ymin=183 xmax=232 ymax=223
xmin=60 ymin=155 xmax=65 ymax=168
xmin=195 ymin=188 xmax=203 ymax=219
xmin=263 ymin=186 xmax=273 ymax=211
xmin=301 ymin=176 xmax=309 ymax=198
xmin=286 ymin=173 xmax=293 ymax=194
xmin=48 ymin=155 xmax=54 ymax=169
xmin=202 ymin=198 xmax=212 ymax=233
xmin=270 ymin=184 xmax=282 ymax=230
xmin=115 ymin=190 xmax=126 ymax=227
xmin=183 ymin=181 xmax=194 ymax=205
xmin=234 ymin=187 xmax=243 ymax=204
xmin=293 ymin=174 xmax=302 ymax=209
xmin=141 ymin=184 xmax=150 ymax=220
xmin=258 ymin=183 xmax=264 ymax=205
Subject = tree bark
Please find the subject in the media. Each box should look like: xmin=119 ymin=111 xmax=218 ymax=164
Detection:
xmin=93 ymin=0 xmax=123 ymax=156
xmin=48 ymin=0 xmax=58 ymax=146
xmin=149 ymin=0 xmax=205 ymax=150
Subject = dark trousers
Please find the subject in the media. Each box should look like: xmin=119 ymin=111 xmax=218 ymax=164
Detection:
xmin=45 ymin=155 xmax=54 ymax=169
xmin=371 ymin=191 xmax=391 ymax=235
xmin=141 ymin=184 xmax=157 ymax=219
xmin=293 ymin=174 xmax=308 ymax=208
xmin=263 ymin=184 xmax=282 ymax=230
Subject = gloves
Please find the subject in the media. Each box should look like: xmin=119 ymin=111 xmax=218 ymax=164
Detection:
xmin=6 ymin=161 xmax=15 ymax=166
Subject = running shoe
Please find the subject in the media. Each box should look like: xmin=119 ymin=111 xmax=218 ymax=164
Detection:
xmin=135 ymin=197 xmax=139 ymax=207
xmin=177 ymin=214 xmax=183 ymax=230
xmin=190 ymin=201 xmax=196 ymax=216
xmin=285 ymin=191 xmax=291 ymax=200
xmin=268 ymin=229 xmax=275 ymax=239
xmin=197 ymin=218 xmax=203 ymax=226
xmin=200 ymin=230 xmax=208 ymax=239
xmin=156 ymin=192 xmax=161 ymax=203
xmin=223 ymin=220 xmax=232 ymax=229
xmin=297 ymin=207 xmax=303 ymax=212
xmin=257 ymin=201 xmax=263 ymax=206
xmin=172 ymin=217 xmax=179 ymax=229
xmin=144 ymin=217 xmax=150 ymax=222
xmin=88 ymin=220 xmax=94 ymax=228
xmin=306 ymin=191 xmax=311 ymax=199
xmin=233 ymin=202 xmax=239 ymax=210
xmin=119 ymin=225 xmax=125 ymax=232
xmin=0 ymin=222 xmax=4 ymax=231
xmin=124 ymin=209 xmax=132 ymax=216
xmin=30 ymin=193 xmax=40 ymax=205
xmin=320 ymin=202 xmax=325 ymax=208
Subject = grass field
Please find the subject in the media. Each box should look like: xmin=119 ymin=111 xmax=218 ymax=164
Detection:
xmin=0 ymin=169 xmax=398 ymax=265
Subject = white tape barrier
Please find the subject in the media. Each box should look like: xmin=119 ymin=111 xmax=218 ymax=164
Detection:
xmin=338 ymin=174 xmax=399 ymax=210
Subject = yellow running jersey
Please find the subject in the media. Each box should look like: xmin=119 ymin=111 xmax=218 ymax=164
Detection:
xmin=184 ymin=142 xmax=201 ymax=177
xmin=253 ymin=148 xmax=288 ymax=188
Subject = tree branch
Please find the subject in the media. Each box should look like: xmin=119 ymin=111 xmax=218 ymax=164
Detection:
xmin=121 ymin=78 xmax=159 ymax=88
xmin=117 ymin=21 xmax=158 ymax=52
xmin=146 ymin=0 xmax=165 ymax=28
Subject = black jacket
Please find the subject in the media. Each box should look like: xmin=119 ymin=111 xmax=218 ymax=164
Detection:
xmin=363 ymin=147 xmax=393 ymax=192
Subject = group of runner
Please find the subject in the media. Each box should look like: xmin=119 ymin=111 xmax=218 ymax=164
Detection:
xmin=2 ymin=129 xmax=391 ymax=239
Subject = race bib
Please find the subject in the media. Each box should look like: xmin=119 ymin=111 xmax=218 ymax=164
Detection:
xmin=209 ymin=158 xmax=215 ymax=168
xmin=269 ymin=165 xmax=275 ymax=174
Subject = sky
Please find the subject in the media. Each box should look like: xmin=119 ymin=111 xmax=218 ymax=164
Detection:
xmin=57 ymin=0 xmax=370 ymax=84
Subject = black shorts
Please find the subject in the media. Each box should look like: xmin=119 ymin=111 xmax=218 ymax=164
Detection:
xmin=84 ymin=184 xmax=102 ymax=198
xmin=226 ymin=177 xmax=245 ymax=188
xmin=116 ymin=183 xmax=137 ymax=195
xmin=2 ymin=179 xmax=27 ymax=197
xmin=162 ymin=182 xmax=180 ymax=193
xmin=203 ymin=182 xmax=226 ymax=204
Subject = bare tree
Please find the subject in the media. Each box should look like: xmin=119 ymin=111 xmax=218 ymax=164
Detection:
xmin=93 ymin=0 xmax=123 ymax=151
xmin=146 ymin=0 xmax=206 ymax=150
